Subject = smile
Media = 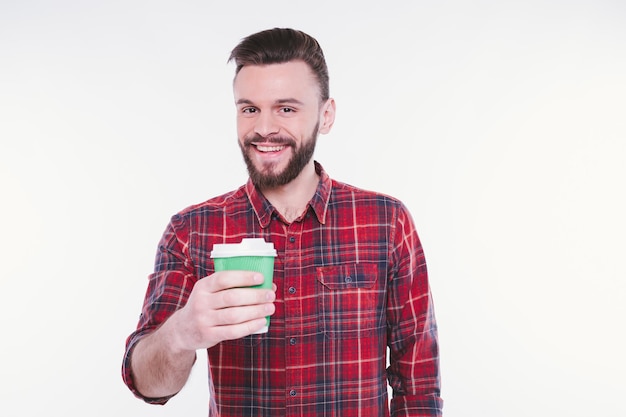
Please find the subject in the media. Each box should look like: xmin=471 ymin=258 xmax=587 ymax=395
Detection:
xmin=255 ymin=145 xmax=286 ymax=152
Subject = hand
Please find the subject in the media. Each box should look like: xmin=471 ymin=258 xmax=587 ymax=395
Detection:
xmin=164 ymin=270 xmax=276 ymax=352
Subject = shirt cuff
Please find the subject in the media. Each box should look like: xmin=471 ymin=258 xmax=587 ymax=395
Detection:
xmin=390 ymin=393 xmax=444 ymax=417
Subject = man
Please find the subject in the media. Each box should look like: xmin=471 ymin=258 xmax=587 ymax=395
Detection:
xmin=122 ymin=28 xmax=443 ymax=416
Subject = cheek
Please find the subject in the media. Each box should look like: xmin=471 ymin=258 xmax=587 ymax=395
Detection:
xmin=286 ymin=117 xmax=314 ymax=136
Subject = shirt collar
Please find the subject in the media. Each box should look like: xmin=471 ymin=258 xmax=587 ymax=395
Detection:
xmin=245 ymin=161 xmax=331 ymax=228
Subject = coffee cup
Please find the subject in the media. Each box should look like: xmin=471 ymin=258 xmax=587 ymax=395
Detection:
xmin=210 ymin=238 xmax=277 ymax=333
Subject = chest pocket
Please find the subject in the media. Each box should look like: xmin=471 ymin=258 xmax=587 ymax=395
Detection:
xmin=316 ymin=263 xmax=382 ymax=339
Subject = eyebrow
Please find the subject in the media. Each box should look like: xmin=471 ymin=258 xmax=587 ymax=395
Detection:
xmin=236 ymin=98 xmax=305 ymax=106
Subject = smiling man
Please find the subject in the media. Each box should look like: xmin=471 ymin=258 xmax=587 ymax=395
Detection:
xmin=235 ymin=60 xmax=335 ymax=221
xmin=122 ymin=28 xmax=443 ymax=417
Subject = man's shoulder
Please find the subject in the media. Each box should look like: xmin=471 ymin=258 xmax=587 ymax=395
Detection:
xmin=176 ymin=185 xmax=248 ymax=218
xmin=330 ymin=178 xmax=403 ymax=206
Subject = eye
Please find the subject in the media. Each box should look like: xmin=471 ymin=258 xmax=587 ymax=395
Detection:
xmin=279 ymin=107 xmax=295 ymax=113
xmin=242 ymin=107 xmax=258 ymax=114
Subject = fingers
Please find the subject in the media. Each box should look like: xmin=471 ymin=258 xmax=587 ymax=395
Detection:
xmin=195 ymin=270 xmax=275 ymax=310
xmin=198 ymin=298 xmax=275 ymax=347
xmin=210 ymin=318 xmax=269 ymax=342
xmin=203 ymin=270 xmax=265 ymax=292
xmin=170 ymin=290 xmax=275 ymax=350
xmin=174 ymin=270 xmax=276 ymax=347
xmin=212 ymin=302 xmax=275 ymax=328
xmin=211 ymin=286 xmax=275 ymax=310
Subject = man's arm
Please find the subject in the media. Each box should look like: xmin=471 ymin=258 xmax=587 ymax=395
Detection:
xmin=123 ymin=214 xmax=276 ymax=402
xmin=387 ymin=204 xmax=443 ymax=416
xmin=126 ymin=270 xmax=276 ymax=401
xmin=130 ymin=310 xmax=197 ymax=398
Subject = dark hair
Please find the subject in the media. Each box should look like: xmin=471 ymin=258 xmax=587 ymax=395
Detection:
xmin=228 ymin=28 xmax=330 ymax=101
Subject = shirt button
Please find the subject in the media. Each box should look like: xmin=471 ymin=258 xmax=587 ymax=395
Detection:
xmin=289 ymin=236 xmax=296 ymax=243
xmin=288 ymin=287 xmax=296 ymax=294
xmin=289 ymin=389 xmax=297 ymax=397
xmin=345 ymin=276 xmax=353 ymax=283
xmin=289 ymin=338 xmax=297 ymax=345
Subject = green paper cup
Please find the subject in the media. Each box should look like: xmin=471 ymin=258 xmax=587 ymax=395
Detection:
xmin=210 ymin=238 xmax=277 ymax=334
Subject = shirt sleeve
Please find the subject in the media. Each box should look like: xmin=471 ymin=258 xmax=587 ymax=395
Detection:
xmin=386 ymin=203 xmax=443 ymax=417
xmin=121 ymin=214 xmax=198 ymax=404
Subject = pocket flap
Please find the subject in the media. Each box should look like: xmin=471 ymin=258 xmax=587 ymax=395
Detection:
xmin=316 ymin=263 xmax=378 ymax=290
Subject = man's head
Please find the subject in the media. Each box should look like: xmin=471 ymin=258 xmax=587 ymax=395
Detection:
xmin=229 ymin=29 xmax=335 ymax=190
xmin=229 ymin=28 xmax=330 ymax=102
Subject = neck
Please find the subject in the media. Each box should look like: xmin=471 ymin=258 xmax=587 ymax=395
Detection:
xmin=261 ymin=161 xmax=319 ymax=223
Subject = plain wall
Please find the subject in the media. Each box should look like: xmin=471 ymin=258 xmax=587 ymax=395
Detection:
xmin=1 ymin=1 xmax=625 ymax=416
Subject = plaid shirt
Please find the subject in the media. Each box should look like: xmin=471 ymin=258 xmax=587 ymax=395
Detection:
xmin=123 ymin=162 xmax=442 ymax=416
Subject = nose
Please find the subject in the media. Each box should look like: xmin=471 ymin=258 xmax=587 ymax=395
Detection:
xmin=254 ymin=111 xmax=280 ymax=138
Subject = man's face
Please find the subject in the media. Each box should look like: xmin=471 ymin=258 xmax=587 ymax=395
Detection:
xmin=233 ymin=60 xmax=334 ymax=189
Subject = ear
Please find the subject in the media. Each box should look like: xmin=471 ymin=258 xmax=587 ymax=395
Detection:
xmin=318 ymin=98 xmax=336 ymax=135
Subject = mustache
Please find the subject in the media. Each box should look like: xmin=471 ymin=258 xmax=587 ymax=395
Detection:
xmin=243 ymin=134 xmax=296 ymax=147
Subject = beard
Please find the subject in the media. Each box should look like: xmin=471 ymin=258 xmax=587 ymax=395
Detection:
xmin=239 ymin=123 xmax=319 ymax=189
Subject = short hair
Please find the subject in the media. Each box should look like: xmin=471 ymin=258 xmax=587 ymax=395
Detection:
xmin=228 ymin=28 xmax=330 ymax=101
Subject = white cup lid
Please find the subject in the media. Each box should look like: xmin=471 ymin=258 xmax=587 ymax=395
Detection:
xmin=210 ymin=238 xmax=277 ymax=258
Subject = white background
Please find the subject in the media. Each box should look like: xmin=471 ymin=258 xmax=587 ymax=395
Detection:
xmin=1 ymin=1 xmax=625 ymax=416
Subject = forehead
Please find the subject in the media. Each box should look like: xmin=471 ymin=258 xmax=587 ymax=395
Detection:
xmin=233 ymin=61 xmax=320 ymax=103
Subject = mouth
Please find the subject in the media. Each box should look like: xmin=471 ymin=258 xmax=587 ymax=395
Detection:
xmin=254 ymin=144 xmax=287 ymax=153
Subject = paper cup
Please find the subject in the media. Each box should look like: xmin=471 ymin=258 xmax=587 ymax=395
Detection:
xmin=210 ymin=238 xmax=277 ymax=333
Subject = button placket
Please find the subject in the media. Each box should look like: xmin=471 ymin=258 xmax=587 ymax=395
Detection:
xmin=283 ymin=222 xmax=305 ymax=409
xmin=285 ymin=227 xmax=299 ymax=294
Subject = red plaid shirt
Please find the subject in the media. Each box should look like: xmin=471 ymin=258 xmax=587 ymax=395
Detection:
xmin=123 ymin=162 xmax=442 ymax=416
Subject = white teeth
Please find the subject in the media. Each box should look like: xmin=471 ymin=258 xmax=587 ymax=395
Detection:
xmin=257 ymin=145 xmax=285 ymax=152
